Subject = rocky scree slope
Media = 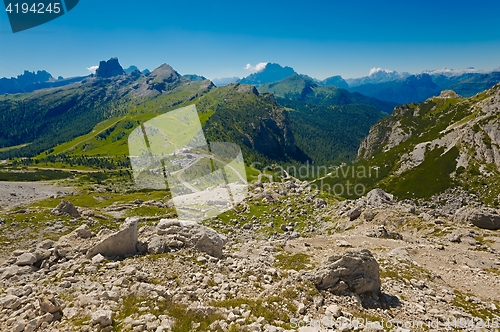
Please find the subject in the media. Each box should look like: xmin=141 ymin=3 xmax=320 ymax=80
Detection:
xmin=0 ymin=179 xmax=499 ymax=331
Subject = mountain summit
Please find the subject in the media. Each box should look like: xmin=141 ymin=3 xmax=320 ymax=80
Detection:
xmin=95 ymin=57 xmax=125 ymax=78
xmin=239 ymin=63 xmax=296 ymax=86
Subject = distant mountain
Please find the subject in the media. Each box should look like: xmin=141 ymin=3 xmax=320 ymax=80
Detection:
xmin=348 ymin=73 xmax=440 ymax=104
xmin=0 ymin=70 xmax=52 ymax=94
xmin=348 ymin=71 xmax=500 ymax=104
xmin=239 ymin=63 xmax=296 ymax=86
xmin=124 ymin=65 xmax=150 ymax=75
xmin=182 ymin=74 xmax=207 ymax=82
xmin=0 ymin=59 xmax=215 ymax=158
xmin=346 ymin=69 xmax=411 ymax=87
xmin=95 ymin=57 xmax=125 ymax=78
xmin=320 ymin=75 xmax=348 ymax=89
xmin=212 ymin=77 xmax=240 ymax=87
xmin=258 ymin=74 xmax=396 ymax=165
xmin=123 ymin=65 xmax=139 ymax=74
xmin=443 ymin=72 xmax=500 ymax=97
xmin=423 ymin=67 xmax=485 ymax=77
xmin=259 ymin=74 xmax=396 ymax=113
xmin=0 ymin=70 xmax=88 ymax=95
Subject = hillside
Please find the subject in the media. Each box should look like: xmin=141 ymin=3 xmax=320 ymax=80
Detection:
xmin=49 ymin=82 xmax=309 ymax=166
xmin=0 ymin=60 xmax=214 ymax=159
xmin=258 ymin=74 xmax=395 ymax=164
xmin=318 ymin=84 xmax=500 ymax=206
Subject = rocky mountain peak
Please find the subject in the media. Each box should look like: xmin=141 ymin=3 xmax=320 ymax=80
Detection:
xmin=95 ymin=57 xmax=125 ymax=78
xmin=147 ymin=64 xmax=180 ymax=84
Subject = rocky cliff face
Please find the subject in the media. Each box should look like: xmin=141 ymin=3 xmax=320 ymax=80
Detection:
xmin=357 ymin=83 xmax=500 ymax=203
xmin=95 ymin=57 xmax=125 ymax=78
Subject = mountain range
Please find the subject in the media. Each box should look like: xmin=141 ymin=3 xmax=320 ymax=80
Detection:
xmin=210 ymin=63 xmax=500 ymax=105
xmin=0 ymin=58 xmax=398 ymax=169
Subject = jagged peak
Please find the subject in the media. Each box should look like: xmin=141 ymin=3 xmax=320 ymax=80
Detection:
xmin=95 ymin=57 xmax=125 ymax=78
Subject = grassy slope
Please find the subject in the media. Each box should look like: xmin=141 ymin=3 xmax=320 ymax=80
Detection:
xmin=314 ymin=90 xmax=500 ymax=203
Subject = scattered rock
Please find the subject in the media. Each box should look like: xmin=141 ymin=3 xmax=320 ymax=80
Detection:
xmin=0 ymin=294 xmax=21 ymax=309
xmin=366 ymin=225 xmax=403 ymax=240
xmin=149 ymin=219 xmax=227 ymax=258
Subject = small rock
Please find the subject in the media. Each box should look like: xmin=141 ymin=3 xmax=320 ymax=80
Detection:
xmin=92 ymin=254 xmax=105 ymax=264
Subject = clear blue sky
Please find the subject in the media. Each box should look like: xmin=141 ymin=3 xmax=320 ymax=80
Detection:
xmin=1 ymin=0 xmax=500 ymax=80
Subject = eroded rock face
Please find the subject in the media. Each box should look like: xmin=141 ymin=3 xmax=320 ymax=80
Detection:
xmin=455 ymin=207 xmax=500 ymax=230
xmin=86 ymin=218 xmax=138 ymax=258
xmin=306 ymin=249 xmax=381 ymax=295
xmin=95 ymin=57 xmax=125 ymax=78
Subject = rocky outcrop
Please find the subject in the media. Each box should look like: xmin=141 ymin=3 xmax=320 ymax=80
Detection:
xmin=51 ymin=200 xmax=80 ymax=218
xmin=95 ymin=57 xmax=125 ymax=78
xmin=305 ymin=249 xmax=381 ymax=295
xmin=143 ymin=219 xmax=227 ymax=258
xmin=86 ymin=218 xmax=139 ymax=258
xmin=455 ymin=207 xmax=500 ymax=230
xmin=366 ymin=188 xmax=394 ymax=207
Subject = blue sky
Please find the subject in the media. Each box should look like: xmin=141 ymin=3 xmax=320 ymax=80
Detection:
xmin=1 ymin=0 xmax=500 ymax=80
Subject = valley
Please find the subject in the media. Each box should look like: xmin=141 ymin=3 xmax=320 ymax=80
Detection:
xmin=0 ymin=58 xmax=499 ymax=332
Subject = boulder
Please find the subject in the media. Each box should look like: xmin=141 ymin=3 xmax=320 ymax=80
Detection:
xmin=454 ymin=207 xmax=500 ymax=230
xmin=348 ymin=206 xmax=363 ymax=221
xmin=305 ymin=249 xmax=381 ymax=295
xmin=15 ymin=253 xmax=37 ymax=266
xmin=86 ymin=217 xmax=138 ymax=258
xmin=150 ymin=219 xmax=227 ymax=258
xmin=366 ymin=189 xmax=394 ymax=207
xmin=91 ymin=309 xmax=113 ymax=327
xmin=147 ymin=235 xmax=167 ymax=254
xmin=363 ymin=209 xmax=377 ymax=222
xmin=51 ymin=200 xmax=80 ymax=218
